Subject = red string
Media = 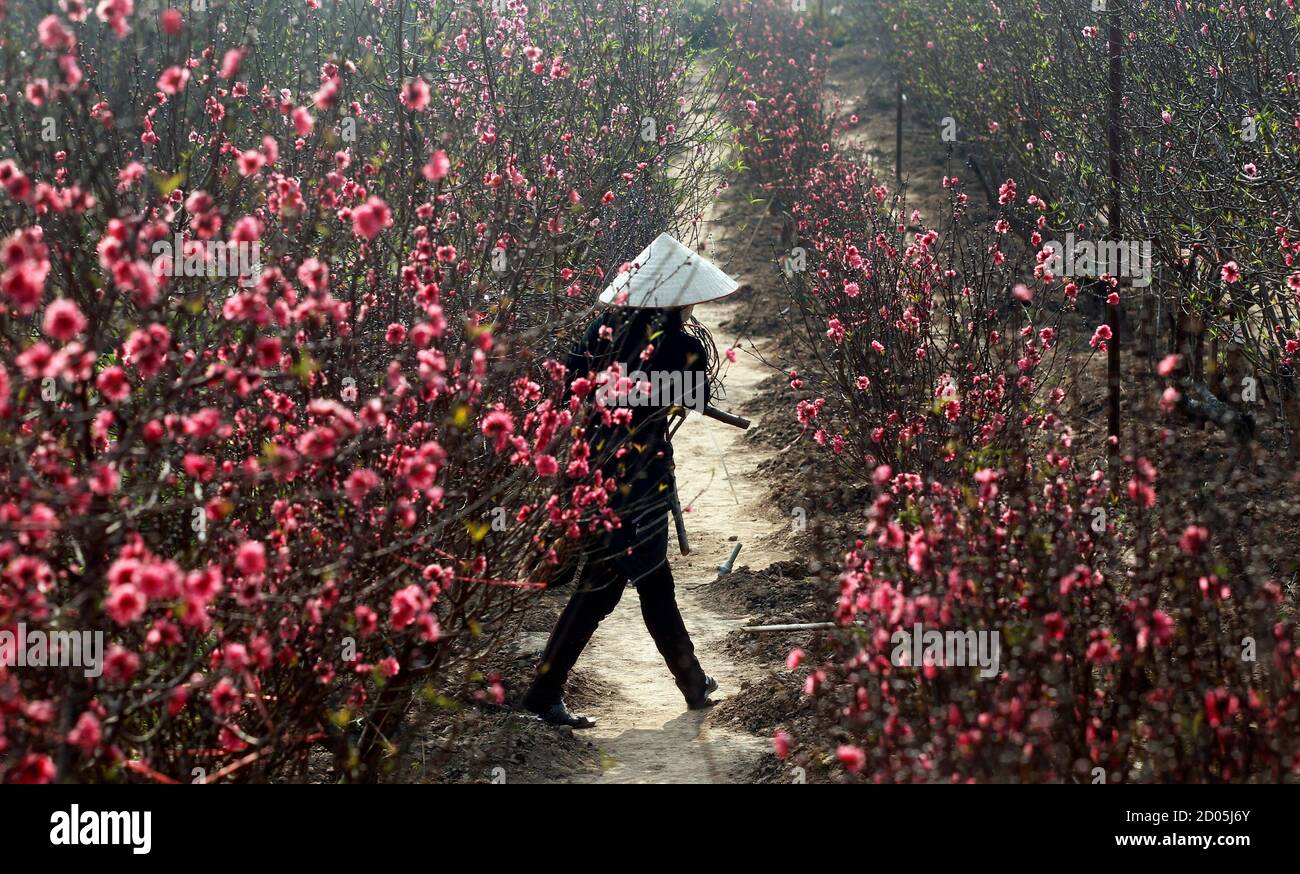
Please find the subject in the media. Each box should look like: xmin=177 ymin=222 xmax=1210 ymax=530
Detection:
xmin=125 ymin=731 xmax=326 ymax=784
xmin=124 ymin=759 xmax=180 ymax=784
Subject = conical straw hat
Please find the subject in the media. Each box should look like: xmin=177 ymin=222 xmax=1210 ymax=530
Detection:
xmin=599 ymin=233 xmax=739 ymax=308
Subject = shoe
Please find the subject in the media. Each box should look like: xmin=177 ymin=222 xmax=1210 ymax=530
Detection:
xmin=530 ymin=700 xmax=596 ymax=729
xmin=687 ymin=675 xmax=719 ymax=710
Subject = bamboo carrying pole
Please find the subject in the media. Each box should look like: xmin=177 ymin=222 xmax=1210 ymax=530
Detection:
xmin=702 ymin=405 xmax=751 ymax=429
xmin=667 ymin=405 xmax=750 ymax=555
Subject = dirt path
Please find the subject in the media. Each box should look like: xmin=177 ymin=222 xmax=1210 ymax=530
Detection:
xmin=519 ymin=281 xmax=790 ymax=783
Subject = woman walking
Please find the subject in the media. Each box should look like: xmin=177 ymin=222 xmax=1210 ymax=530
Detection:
xmin=523 ymin=234 xmax=740 ymax=728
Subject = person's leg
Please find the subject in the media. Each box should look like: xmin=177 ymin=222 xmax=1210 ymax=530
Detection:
xmin=523 ymin=562 xmax=626 ymax=713
xmin=634 ymin=562 xmax=709 ymax=704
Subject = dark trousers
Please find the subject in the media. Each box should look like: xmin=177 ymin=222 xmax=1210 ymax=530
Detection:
xmin=523 ymin=560 xmax=707 ymax=711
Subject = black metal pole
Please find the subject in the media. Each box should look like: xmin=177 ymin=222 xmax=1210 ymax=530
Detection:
xmin=1107 ymin=5 xmax=1123 ymax=485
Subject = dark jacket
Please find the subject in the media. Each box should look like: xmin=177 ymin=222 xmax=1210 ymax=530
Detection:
xmin=566 ymin=308 xmax=710 ymax=584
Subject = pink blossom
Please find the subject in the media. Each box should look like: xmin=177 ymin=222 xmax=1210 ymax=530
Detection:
xmin=345 ymin=469 xmax=380 ymax=507
xmin=105 ymin=583 xmax=147 ymax=625
xmin=1159 ymin=385 xmax=1181 ymax=413
xmin=835 ymin=744 xmax=866 ymax=774
xmin=481 ymin=408 xmax=516 ymax=451
xmin=400 ymin=77 xmax=430 ymax=111
xmin=422 ymin=150 xmax=451 ymax=181
xmin=355 ymin=605 xmax=379 ymax=637
xmin=1127 ymin=477 xmax=1157 ymax=508
xmin=42 ymin=298 xmax=87 ymax=341
xmin=38 ymin=15 xmax=76 ymax=51
xmin=390 ymin=584 xmax=430 ymax=629
xmin=220 ymin=642 xmax=249 ymax=672
xmin=296 ymin=258 xmax=329 ymax=292
xmin=182 ymin=453 xmax=216 ymax=482
xmin=116 ymin=161 xmax=145 ymax=191
xmin=256 ymin=337 xmax=282 ymax=369
xmin=297 ymin=427 xmax=338 ymax=461
xmin=291 ymin=106 xmax=314 ymax=136
xmin=184 ymin=567 xmax=223 ymax=602
xmin=157 ymin=66 xmax=189 ymax=96
xmin=235 ymin=540 xmax=267 ymax=576
xmin=25 ymin=80 xmax=50 ymax=108
xmin=2 ymin=227 xmax=51 ymax=314
xmin=95 ymin=0 xmax=135 ymax=39
xmin=0 ymin=160 xmax=33 ymax=202
xmin=10 ymin=754 xmax=56 ymax=784
xmin=95 ymin=366 xmax=130 ymax=402
xmin=66 ymin=711 xmax=103 ymax=755
xmin=90 ymin=464 xmax=120 ymax=496
xmin=773 ymin=730 xmax=791 ymax=760
xmin=1089 ymin=324 xmax=1112 ymax=350
xmin=236 ymin=150 xmax=265 ymax=176
xmin=219 ymin=48 xmax=243 ymax=79
xmin=122 ymin=324 xmax=170 ymax=377
xmin=1179 ymin=525 xmax=1210 ymax=555
xmin=351 ymin=196 xmax=392 ymax=239
xmin=210 ymin=677 xmax=242 ymax=716
xmin=906 ymin=531 xmax=929 ymax=573
xmin=159 ymin=8 xmax=182 ymax=35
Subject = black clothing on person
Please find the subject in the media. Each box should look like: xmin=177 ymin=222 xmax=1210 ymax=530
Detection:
xmin=522 ymin=560 xmax=708 ymax=712
xmin=564 ymin=307 xmax=710 ymax=585
xmin=524 ymin=309 xmax=712 ymax=713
